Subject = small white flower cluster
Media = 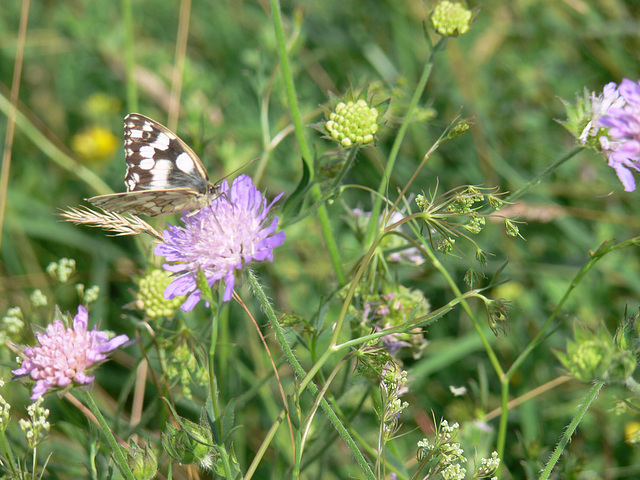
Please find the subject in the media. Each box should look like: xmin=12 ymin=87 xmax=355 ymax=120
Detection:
xmin=76 ymin=283 xmax=100 ymax=305
xmin=380 ymin=367 xmax=409 ymax=440
xmin=46 ymin=258 xmax=76 ymax=283
xmin=19 ymin=397 xmax=50 ymax=449
xmin=415 ymin=419 xmax=500 ymax=480
xmin=29 ymin=289 xmax=48 ymax=308
xmin=2 ymin=307 xmax=24 ymax=335
xmin=477 ymin=451 xmax=500 ymax=478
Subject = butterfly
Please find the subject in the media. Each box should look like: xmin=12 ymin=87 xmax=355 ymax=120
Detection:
xmin=87 ymin=114 xmax=219 ymax=217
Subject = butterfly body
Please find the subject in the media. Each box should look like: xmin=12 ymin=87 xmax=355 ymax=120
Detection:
xmin=87 ymin=114 xmax=218 ymax=217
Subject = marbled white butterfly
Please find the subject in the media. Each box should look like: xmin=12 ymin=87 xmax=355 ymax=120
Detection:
xmin=87 ymin=114 xmax=219 ymax=217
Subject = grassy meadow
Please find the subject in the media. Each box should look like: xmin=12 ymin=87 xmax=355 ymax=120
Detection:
xmin=2 ymin=1 xmax=640 ymax=478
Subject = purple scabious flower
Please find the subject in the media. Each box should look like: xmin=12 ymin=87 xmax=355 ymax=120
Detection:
xmin=12 ymin=306 xmax=129 ymax=400
xmin=579 ymin=82 xmax=624 ymax=144
xmin=155 ymin=174 xmax=286 ymax=311
xmin=598 ymin=79 xmax=640 ymax=191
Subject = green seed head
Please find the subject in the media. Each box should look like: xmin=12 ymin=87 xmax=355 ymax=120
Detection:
xmin=325 ymin=99 xmax=380 ymax=147
xmin=136 ymin=269 xmax=184 ymax=319
xmin=431 ymin=1 xmax=473 ymax=37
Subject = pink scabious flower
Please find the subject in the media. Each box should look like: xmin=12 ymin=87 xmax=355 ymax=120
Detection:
xmin=155 ymin=174 xmax=286 ymax=311
xmin=12 ymin=306 xmax=129 ymax=400
xmin=598 ymin=78 xmax=640 ymax=191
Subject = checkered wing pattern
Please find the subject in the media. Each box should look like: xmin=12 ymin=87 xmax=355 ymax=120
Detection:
xmin=87 ymin=114 xmax=218 ymax=216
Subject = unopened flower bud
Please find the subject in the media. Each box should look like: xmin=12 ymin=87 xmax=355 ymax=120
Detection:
xmin=136 ymin=269 xmax=184 ymax=319
xmin=431 ymin=1 xmax=473 ymax=37
xmin=162 ymin=418 xmax=213 ymax=466
xmin=325 ymin=99 xmax=380 ymax=148
xmin=125 ymin=441 xmax=158 ymax=480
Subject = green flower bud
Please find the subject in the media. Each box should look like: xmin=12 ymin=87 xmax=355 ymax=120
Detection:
xmin=162 ymin=418 xmax=213 ymax=466
xmin=557 ymin=323 xmax=637 ymax=383
xmin=431 ymin=1 xmax=473 ymax=37
xmin=125 ymin=441 xmax=158 ymax=480
xmin=504 ymin=218 xmax=521 ymax=238
xmin=485 ymin=298 xmax=510 ymax=338
xmin=136 ymin=269 xmax=185 ymax=319
xmin=447 ymin=119 xmax=471 ymax=139
xmin=325 ymin=99 xmax=380 ymax=148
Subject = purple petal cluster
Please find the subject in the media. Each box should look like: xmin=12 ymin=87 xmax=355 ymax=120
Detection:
xmin=579 ymin=82 xmax=624 ymax=144
xmin=155 ymin=174 xmax=286 ymax=311
xmin=598 ymin=79 xmax=640 ymax=191
xmin=12 ymin=306 xmax=129 ymax=400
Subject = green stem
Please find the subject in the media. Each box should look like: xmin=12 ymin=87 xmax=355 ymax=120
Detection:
xmin=269 ymin=0 xmax=345 ymax=284
xmin=244 ymin=409 xmax=287 ymax=480
xmin=79 ymin=391 xmax=136 ymax=480
xmin=121 ymin=0 xmax=138 ymax=112
xmin=506 ymin=238 xmax=629 ymax=379
xmin=505 ymin=146 xmax=583 ymax=203
xmin=208 ymin=299 xmax=223 ymax=442
xmin=248 ymin=272 xmax=375 ymax=480
xmin=496 ymin=238 xmax=638 ymax=468
xmin=538 ymin=381 xmax=604 ymax=480
xmin=365 ymin=38 xmax=447 ymax=247
xmin=217 ymin=444 xmax=234 ymax=480
xmin=269 ymin=0 xmax=312 ymax=171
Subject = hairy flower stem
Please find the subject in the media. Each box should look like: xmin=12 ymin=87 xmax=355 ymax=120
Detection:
xmin=539 ymin=381 xmax=604 ymax=480
xmin=269 ymin=0 xmax=345 ymax=285
xmin=248 ymin=272 xmax=375 ymax=480
xmin=79 ymin=391 xmax=136 ymax=480
xmin=208 ymin=297 xmax=224 ymax=442
xmin=365 ymin=37 xmax=447 ymax=248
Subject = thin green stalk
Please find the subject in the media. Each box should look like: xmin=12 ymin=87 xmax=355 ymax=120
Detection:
xmin=244 ymin=409 xmax=287 ymax=480
xmin=31 ymin=447 xmax=36 ymax=480
xmin=505 ymin=146 xmax=583 ymax=203
xmin=495 ymin=238 xmax=638 ymax=467
xmin=78 ymin=391 xmax=136 ymax=480
xmin=496 ymin=378 xmax=509 ymax=463
xmin=365 ymin=38 xmax=447 ymax=247
xmin=269 ymin=0 xmax=312 ymax=170
xmin=269 ymin=0 xmax=345 ymax=284
xmin=121 ymin=0 xmax=138 ymax=112
xmin=506 ymin=238 xmax=633 ymax=379
xmin=421 ymin=245 xmax=504 ymax=377
xmin=0 ymin=92 xmax=112 ymax=195
xmin=248 ymin=272 xmax=375 ymax=480
xmin=208 ymin=300 xmax=223 ymax=442
xmin=216 ymin=444 xmax=234 ymax=480
xmin=538 ymin=381 xmax=604 ymax=480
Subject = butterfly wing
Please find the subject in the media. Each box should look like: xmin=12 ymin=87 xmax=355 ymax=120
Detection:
xmin=123 ymin=113 xmax=210 ymax=193
xmin=87 ymin=189 xmax=207 ymax=217
xmin=86 ymin=114 xmax=217 ymax=217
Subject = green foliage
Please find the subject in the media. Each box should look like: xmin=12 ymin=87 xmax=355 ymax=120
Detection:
xmin=2 ymin=0 xmax=640 ymax=479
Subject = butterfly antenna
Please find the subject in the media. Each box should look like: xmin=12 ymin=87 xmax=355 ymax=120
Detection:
xmin=217 ymin=157 xmax=259 ymax=183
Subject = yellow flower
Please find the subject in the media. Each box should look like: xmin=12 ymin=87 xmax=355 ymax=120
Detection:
xmin=71 ymin=126 xmax=118 ymax=163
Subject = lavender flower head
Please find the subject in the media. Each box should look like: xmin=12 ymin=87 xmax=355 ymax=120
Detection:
xmin=12 ymin=306 xmax=129 ymax=400
xmin=598 ymin=79 xmax=640 ymax=191
xmin=579 ymin=82 xmax=624 ymax=144
xmin=155 ymin=174 xmax=285 ymax=311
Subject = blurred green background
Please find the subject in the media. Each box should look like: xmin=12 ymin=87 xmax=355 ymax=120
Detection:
xmin=2 ymin=0 xmax=640 ymax=478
